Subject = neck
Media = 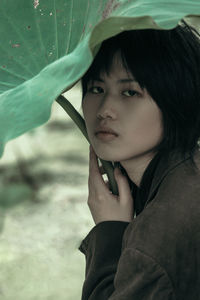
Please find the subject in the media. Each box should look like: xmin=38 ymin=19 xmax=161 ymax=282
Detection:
xmin=120 ymin=152 xmax=157 ymax=188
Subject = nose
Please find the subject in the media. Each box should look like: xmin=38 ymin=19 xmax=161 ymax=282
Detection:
xmin=97 ymin=93 xmax=117 ymax=120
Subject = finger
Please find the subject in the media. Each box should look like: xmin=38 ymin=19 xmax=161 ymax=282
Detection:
xmin=99 ymin=165 xmax=106 ymax=175
xmin=89 ymin=146 xmax=100 ymax=173
xmin=114 ymin=167 xmax=132 ymax=201
xmin=90 ymin=147 xmax=106 ymax=175
xmin=90 ymin=147 xmax=105 ymax=175
xmin=89 ymin=146 xmax=108 ymax=190
xmin=105 ymin=180 xmax=112 ymax=193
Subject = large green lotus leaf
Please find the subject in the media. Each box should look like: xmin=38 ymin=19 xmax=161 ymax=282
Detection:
xmin=0 ymin=0 xmax=199 ymax=158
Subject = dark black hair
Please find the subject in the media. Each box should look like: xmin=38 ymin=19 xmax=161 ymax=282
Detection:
xmin=81 ymin=20 xmax=200 ymax=169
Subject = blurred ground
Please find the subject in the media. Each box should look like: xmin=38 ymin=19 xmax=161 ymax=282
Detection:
xmin=0 ymin=82 xmax=94 ymax=300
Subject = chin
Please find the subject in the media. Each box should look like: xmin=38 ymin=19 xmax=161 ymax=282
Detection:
xmin=95 ymin=153 xmax=111 ymax=161
xmin=94 ymin=150 xmax=123 ymax=162
xmin=92 ymin=142 xmax=131 ymax=162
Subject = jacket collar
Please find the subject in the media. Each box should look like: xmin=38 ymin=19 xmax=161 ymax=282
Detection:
xmin=144 ymin=147 xmax=200 ymax=208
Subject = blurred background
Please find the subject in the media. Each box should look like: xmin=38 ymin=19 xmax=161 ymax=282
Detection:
xmin=0 ymin=81 xmax=94 ymax=300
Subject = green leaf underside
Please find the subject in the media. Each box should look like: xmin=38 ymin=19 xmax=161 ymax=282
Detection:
xmin=0 ymin=0 xmax=199 ymax=159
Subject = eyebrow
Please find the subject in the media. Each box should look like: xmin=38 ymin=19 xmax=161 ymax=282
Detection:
xmin=91 ymin=77 xmax=137 ymax=84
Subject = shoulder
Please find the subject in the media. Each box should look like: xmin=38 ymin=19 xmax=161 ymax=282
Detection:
xmin=151 ymin=151 xmax=200 ymax=226
xmin=119 ymin=152 xmax=200 ymax=296
xmin=123 ymin=151 xmax=200 ymax=259
xmin=146 ymin=148 xmax=200 ymax=229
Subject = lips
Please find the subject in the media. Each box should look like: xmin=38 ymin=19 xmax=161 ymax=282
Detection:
xmin=95 ymin=127 xmax=118 ymax=136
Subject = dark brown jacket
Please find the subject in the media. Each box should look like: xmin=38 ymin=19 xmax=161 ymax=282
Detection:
xmin=79 ymin=148 xmax=200 ymax=299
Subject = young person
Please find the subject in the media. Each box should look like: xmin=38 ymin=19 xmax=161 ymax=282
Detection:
xmin=78 ymin=20 xmax=200 ymax=299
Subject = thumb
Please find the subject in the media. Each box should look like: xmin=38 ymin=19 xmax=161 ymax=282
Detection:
xmin=114 ymin=167 xmax=132 ymax=201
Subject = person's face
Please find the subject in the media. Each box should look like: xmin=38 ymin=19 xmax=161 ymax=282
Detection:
xmin=82 ymin=52 xmax=163 ymax=163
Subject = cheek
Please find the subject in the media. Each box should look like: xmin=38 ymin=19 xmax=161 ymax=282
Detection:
xmin=82 ymin=100 xmax=96 ymax=133
xmin=82 ymin=99 xmax=91 ymax=121
xmin=126 ymin=106 xmax=163 ymax=147
xmin=82 ymin=95 xmax=97 ymax=116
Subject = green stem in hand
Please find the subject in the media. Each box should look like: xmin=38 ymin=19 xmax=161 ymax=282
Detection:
xmin=56 ymin=95 xmax=119 ymax=195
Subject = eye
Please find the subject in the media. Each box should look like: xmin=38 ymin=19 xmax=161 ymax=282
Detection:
xmin=87 ymin=86 xmax=104 ymax=94
xmin=123 ymin=90 xmax=138 ymax=97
